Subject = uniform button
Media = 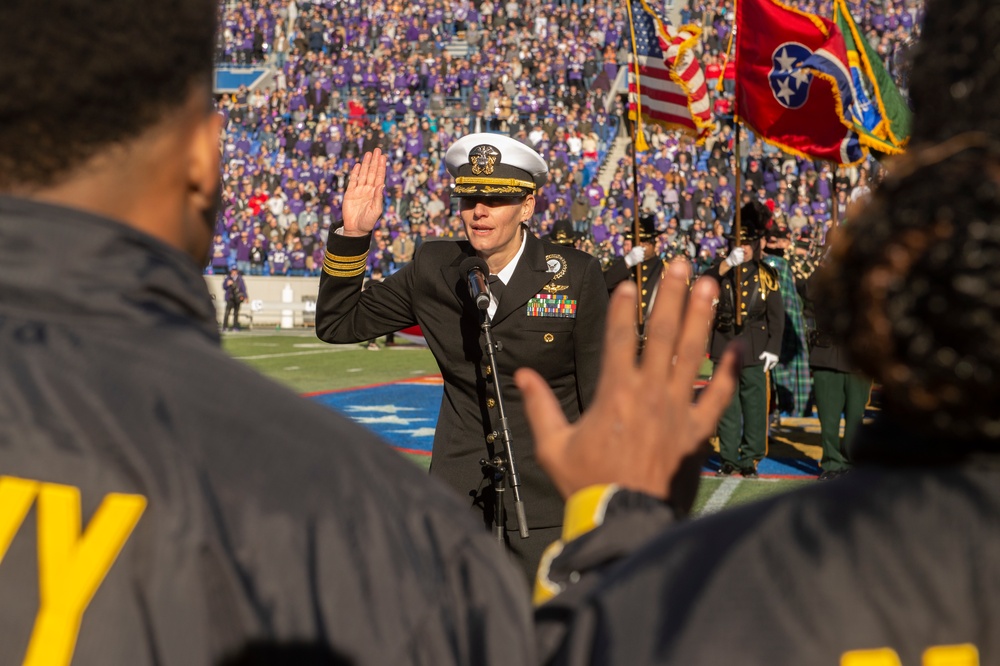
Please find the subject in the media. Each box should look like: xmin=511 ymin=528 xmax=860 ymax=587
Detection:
xmin=642 ymin=289 xmax=648 ymax=295
xmin=486 ymin=432 xmax=496 ymax=443
xmin=543 ymin=333 xmax=554 ymax=343
xmin=642 ymin=276 xmax=648 ymax=282
xmin=487 ymin=398 xmax=496 ymax=408
xmin=485 ymin=365 xmax=492 ymax=376
xmin=742 ymin=291 xmax=748 ymax=296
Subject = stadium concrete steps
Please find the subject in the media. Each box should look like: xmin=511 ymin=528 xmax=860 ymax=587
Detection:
xmin=591 ymin=131 xmax=631 ymax=218
xmin=444 ymin=37 xmax=469 ymax=59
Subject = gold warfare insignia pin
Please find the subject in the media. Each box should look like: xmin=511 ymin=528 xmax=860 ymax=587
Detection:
xmin=470 ymin=145 xmax=500 ymax=176
xmin=544 ymin=253 xmax=570 ymax=294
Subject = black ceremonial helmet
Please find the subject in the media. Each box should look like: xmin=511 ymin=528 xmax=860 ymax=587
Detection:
xmin=548 ymin=219 xmax=576 ymax=246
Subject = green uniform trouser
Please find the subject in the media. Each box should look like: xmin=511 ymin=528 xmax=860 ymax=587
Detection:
xmin=717 ymin=363 xmax=769 ymax=469
xmin=812 ymin=369 xmax=871 ymax=472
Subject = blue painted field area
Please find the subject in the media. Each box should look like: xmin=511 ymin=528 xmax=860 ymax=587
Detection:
xmin=309 ymin=378 xmax=439 ymax=457
xmin=310 ymin=377 xmax=824 ymax=478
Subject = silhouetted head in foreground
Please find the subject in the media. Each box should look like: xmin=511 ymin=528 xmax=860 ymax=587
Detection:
xmin=0 ymin=0 xmax=222 ymax=261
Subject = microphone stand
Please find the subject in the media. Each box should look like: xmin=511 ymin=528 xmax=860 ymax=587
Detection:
xmin=478 ymin=308 xmax=530 ymax=541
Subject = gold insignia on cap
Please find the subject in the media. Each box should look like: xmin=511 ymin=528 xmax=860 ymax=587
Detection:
xmin=470 ymin=145 xmax=500 ymax=176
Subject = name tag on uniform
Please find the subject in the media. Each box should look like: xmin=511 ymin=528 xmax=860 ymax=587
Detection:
xmin=526 ymin=294 xmax=577 ymax=318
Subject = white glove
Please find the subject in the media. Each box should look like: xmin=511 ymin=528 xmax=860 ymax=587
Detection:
xmin=759 ymin=351 xmax=779 ymax=373
xmin=624 ymin=246 xmax=646 ymax=268
xmin=725 ymin=247 xmax=746 ymax=268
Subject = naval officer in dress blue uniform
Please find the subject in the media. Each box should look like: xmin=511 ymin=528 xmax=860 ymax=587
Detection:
xmin=315 ymin=135 xmax=609 ymax=581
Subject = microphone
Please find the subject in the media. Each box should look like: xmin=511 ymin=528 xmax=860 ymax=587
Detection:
xmin=460 ymin=256 xmax=492 ymax=311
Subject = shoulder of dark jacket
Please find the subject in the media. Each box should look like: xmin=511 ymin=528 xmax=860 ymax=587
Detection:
xmin=538 ymin=239 xmax=602 ymax=268
xmin=757 ymin=260 xmax=779 ymax=283
xmin=412 ymin=236 xmax=471 ymax=262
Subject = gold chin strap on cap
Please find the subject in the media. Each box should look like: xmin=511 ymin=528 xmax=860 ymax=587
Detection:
xmin=455 ymin=176 xmax=537 ymax=190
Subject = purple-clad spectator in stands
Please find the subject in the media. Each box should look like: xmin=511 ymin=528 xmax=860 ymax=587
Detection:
xmin=288 ymin=238 xmax=307 ymax=276
xmin=210 ymin=233 xmax=230 ymax=274
xmin=233 ymin=229 xmax=253 ymax=274
xmin=270 ymin=241 xmax=288 ymax=276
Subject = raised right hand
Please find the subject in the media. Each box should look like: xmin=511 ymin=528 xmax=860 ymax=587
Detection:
xmin=341 ymin=149 xmax=387 ymax=237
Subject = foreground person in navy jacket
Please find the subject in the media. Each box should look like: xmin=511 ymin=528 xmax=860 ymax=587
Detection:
xmin=0 ymin=1 xmax=531 ymax=664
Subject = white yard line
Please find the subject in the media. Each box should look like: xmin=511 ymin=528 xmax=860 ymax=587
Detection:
xmin=700 ymin=477 xmax=742 ymax=515
xmin=234 ymin=348 xmax=352 ymax=360
xmin=235 ymin=345 xmax=430 ymax=361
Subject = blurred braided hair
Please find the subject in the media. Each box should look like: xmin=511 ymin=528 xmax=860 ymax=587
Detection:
xmin=817 ymin=0 xmax=1000 ymax=439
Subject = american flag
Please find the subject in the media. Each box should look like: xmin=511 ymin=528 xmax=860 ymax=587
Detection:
xmin=627 ymin=0 xmax=713 ymax=142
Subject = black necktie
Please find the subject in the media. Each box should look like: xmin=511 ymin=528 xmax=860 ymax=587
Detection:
xmin=488 ymin=275 xmax=505 ymax=303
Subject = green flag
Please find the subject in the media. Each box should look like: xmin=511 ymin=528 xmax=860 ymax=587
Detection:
xmin=834 ymin=0 xmax=911 ymax=154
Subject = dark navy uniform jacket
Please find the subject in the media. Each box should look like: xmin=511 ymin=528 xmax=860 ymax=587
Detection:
xmin=602 ymin=254 xmax=665 ymax=320
xmin=802 ymin=270 xmax=857 ymax=373
xmin=316 ymin=229 xmax=608 ymax=531
xmin=0 ymin=196 xmax=533 ymax=666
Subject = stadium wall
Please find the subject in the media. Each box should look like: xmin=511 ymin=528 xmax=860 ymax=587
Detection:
xmin=204 ymin=275 xmax=319 ymax=328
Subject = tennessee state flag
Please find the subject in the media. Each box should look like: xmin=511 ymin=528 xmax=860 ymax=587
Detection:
xmin=736 ymin=0 xmax=865 ymax=164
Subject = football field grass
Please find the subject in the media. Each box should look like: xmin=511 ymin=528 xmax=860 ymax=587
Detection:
xmin=223 ymin=331 xmax=827 ymax=517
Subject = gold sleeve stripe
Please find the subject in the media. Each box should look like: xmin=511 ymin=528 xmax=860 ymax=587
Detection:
xmin=561 ymin=484 xmax=619 ymax=543
xmin=325 ymin=250 xmax=369 ymax=263
xmin=455 ymin=176 xmax=537 ymax=189
xmin=323 ymin=257 xmax=368 ymax=271
xmin=322 ymin=264 xmax=367 ymax=278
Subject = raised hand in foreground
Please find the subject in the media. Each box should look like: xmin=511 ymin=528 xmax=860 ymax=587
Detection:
xmin=516 ymin=260 xmax=739 ymax=503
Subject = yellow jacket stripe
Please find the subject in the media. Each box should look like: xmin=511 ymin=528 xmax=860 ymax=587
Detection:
xmin=533 ymin=484 xmax=619 ymax=605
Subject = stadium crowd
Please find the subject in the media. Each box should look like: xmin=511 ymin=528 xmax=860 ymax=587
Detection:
xmin=211 ymin=0 xmax=923 ymax=278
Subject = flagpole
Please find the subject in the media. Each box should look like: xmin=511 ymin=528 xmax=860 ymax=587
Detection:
xmin=629 ymin=138 xmax=645 ymax=332
xmin=716 ymin=17 xmax=735 ymax=93
xmin=731 ymin=5 xmax=743 ymax=327
xmin=829 ymin=168 xmax=839 ymax=246
xmin=625 ymin=0 xmax=646 ymax=333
